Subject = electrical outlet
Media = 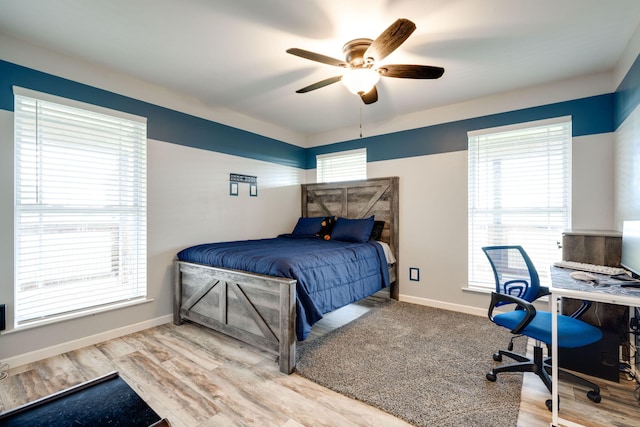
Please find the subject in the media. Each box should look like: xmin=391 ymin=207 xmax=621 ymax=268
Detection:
xmin=0 ymin=304 xmax=5 ymax=331
xmin=409 ymin=267 xmax=420 ymax=281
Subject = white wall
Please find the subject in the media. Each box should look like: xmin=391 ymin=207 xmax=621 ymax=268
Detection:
xmin=1 ymin=25 xmax=633 ymax=365
xmin=572 ymin=133 xmax=616 ymax=229
xmin=614 ymin=22 xmax=640 ymax=227
xmin=368 ymin=132 xmax=614 ymax=313
xmin=146 ymin=138 xmax=304 ymax=314
xmin=368 ymin=152 xmax=475 ymax=311
xmin=0 ymin=34 xmax=306 ymax=367
xmin=615 ymin=105 xmax=640 ymax=225
xmin=306 ymin=77 xmax=617 ymax=314
xmin=0 ymin=116 xmax=303 ymax=368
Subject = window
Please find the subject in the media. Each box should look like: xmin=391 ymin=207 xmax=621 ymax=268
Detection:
xmin=317 ymin=148 xmax=366 ymax=183
xmin=468 ymin=117 xmax=571 ymax=289
xmin=14 ymin=87 xmax=147 ymax=326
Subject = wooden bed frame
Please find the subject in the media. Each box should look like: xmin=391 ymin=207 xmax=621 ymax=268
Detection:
xmin=174 ymin=177 xmax=399 ymax=374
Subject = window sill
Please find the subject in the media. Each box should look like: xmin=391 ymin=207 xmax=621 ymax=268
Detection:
xmin=2 ymin=298 xmax=154 ymax=335
xmin=461 ymin=285 xmax=549 ymax=304
xmin=461 ymin=286 xmax=492 ymax=295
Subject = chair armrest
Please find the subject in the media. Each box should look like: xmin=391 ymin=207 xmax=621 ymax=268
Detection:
xmin=530 ymin=285 xmax=590 ymax=318
xmin=488 ymin=292 xmax=537 ymax=335
xmin=537 ymin=286 xmax=551 ymax=298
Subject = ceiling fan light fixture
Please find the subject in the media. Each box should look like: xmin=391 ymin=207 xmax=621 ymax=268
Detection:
xmin=287 ymin=19 xmax=443 ymax=104
xmin=342 ymin=68 xmax=380 ymax=95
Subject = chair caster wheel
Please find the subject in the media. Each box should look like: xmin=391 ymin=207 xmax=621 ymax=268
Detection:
xmin=587 ymin=391 xmax=601 ymax=403
xmin=545 ymin=397 xmax=559 ymax=411
xmin=486 ymin=371 xmax=497 ymax=382
xmin=492 ymin=352 xmax=502 ymax=362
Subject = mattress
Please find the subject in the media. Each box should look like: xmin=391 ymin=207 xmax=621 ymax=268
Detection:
xmin=177 ymin=236 xmax=390 ymax=340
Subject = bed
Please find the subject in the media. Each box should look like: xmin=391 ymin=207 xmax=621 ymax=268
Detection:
xmin=173 ymin=177 xmax=399 ymax=374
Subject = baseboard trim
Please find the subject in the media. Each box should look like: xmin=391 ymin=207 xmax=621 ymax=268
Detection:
xmin=3 ymin=314 xmax=173 ymax=369
xmin=5 ymin=297 xmax=487 ymax=368
xmin=398 ymin=294 xmax=487 ymax=317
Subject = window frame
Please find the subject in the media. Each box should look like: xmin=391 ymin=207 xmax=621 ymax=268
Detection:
xmin=12 ymin=86 xmax=149 ymax=329
xmin=316 ymin=148 xmax=367 ymax=183
xmin=467 ymin=116 xmax=572 ymax=290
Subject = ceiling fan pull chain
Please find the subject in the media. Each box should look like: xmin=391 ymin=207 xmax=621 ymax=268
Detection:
xmin=360 ymin=106 xmax=363 ymax=138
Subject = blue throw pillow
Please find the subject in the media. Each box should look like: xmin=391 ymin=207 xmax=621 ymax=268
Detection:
xmin=331 ymin=216 xmax=375 ymax=243
xmin=291 ymin=216 xmax=325 ymax=238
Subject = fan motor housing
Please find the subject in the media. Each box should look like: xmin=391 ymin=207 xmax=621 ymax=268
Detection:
xmin=342 ymin=38 xmax=373 ymax=67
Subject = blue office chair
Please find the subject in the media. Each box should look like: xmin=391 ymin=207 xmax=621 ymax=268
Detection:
xmin=482 ymin=245 xmax=603 ymax=411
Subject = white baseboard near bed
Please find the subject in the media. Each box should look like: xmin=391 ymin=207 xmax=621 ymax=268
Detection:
xmin=3 ymin=314 xmax=173 ymax=370
xmin=398 ymin=294 xmax=487 ymax=317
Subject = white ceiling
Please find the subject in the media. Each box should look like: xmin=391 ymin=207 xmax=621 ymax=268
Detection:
xmin=1 ymin=0 xmax=640 ymax=140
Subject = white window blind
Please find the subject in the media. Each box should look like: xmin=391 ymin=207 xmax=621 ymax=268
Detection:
xmin=14 ymin=87 xmax=147 ymax=326
xmin=468 ymin=117 xmax=571 ymax=289
xmin=316 ymin=148 xmax=366 ymax=183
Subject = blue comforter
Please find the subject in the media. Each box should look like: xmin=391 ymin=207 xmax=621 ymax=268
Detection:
xmin=177 ymin=236 xmax=389 ymax=340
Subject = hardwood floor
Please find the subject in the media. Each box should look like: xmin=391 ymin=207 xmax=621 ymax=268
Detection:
xmin=516 ymin=339 xmax=640 ymax=427
xmin=1 ymin=295 xmax=639 ymax=426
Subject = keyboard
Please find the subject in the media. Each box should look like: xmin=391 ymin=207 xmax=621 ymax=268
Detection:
xmin=553 ymin=260 xmax=627 ymax=276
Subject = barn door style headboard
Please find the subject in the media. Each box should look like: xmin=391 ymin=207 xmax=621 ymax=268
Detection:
xmin=301 ymin=177 xmax=399 ymax=299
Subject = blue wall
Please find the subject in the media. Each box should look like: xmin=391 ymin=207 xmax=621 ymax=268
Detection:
xmin=0 ymin=60 xmax=306 ymax=169
xmin=305 ymin=94 xmax=614 ymax=168
xmin=614 ymin=53 xmax=640 ymax=129
xmin=2 ymin=56 xmax=639 ymax=170
xmin=307 ymin=53 xmax=640 ymax=169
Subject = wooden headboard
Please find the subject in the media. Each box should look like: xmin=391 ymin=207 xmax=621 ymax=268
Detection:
xmin=301 ymin=177 xmax=399 ymax=299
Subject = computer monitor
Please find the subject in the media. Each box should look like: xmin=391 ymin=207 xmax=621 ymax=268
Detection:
xmin=621 ymin=220 xmax=640 ymax=278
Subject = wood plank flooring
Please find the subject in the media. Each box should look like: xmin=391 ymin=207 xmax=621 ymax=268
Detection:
xmin=515 ymin=338 xmax=640 ymax=427
xmin=1 ymin=294 xmax=639 ymax=426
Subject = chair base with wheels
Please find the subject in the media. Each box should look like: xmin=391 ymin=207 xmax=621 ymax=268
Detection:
xmin=487 ymin=338 xmax=601 ymax=411
xmin=482 ymin=245 xmax=603 ymax=411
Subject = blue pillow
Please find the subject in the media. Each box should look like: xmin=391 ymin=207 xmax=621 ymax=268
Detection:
xmin=291 ymin=216 xmax=325 ymax=238
xmin=331 ymin=216 xmax=375 ymax=243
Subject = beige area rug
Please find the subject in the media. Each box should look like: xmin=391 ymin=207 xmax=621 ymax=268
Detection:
xmin=296 ymin=301 xmax=525 ymax=427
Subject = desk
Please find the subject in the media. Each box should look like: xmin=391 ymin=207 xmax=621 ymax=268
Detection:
xmin=549 ymin=267 xmax=640 ymax=426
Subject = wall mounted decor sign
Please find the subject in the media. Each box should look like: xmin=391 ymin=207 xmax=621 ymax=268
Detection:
xmin=230 ymin=173 xmax=257 ymax=184
xmin=230 ymin=173 xmax=258 ymax=197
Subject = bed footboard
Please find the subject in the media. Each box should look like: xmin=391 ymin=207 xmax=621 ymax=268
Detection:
xmin=174 ymin=260 xmax=297 ymax=374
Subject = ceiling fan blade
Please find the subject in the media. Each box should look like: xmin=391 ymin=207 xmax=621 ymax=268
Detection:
xmin=295 ymin=75 xmax=343 ymax=93
xmin=286 ymin=48 xmax=348 ymax=68
xmin=360 ymin=86 xmax=378 ymax=104
xmin=379 ymin=64 xmax=445 ymax=79
xmin=364 ymin=18 xmax=416 ymax=63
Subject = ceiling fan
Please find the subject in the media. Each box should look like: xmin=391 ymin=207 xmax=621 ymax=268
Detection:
xmin=286 ymin=18 xmax=444 ymax=105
